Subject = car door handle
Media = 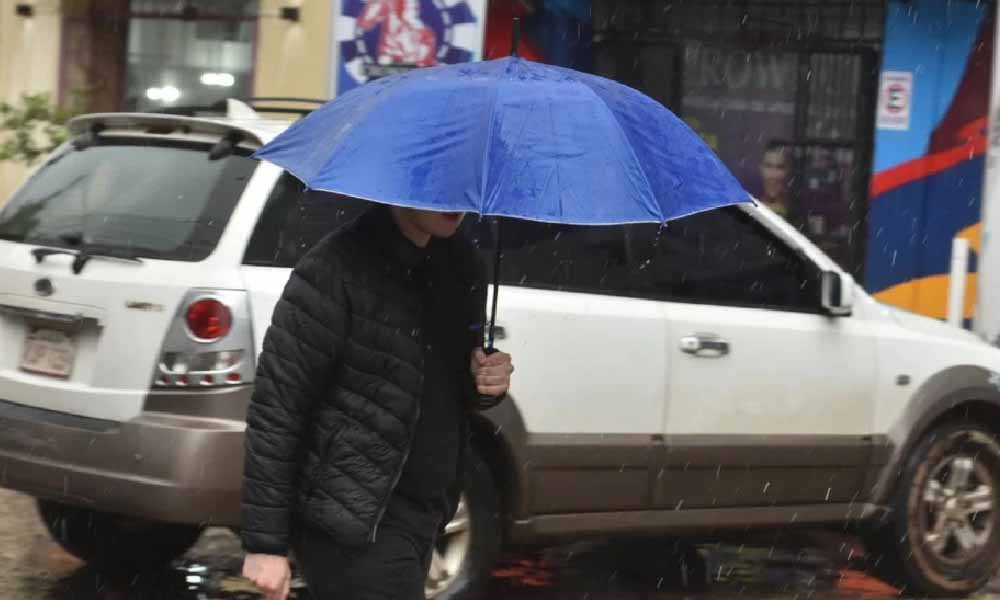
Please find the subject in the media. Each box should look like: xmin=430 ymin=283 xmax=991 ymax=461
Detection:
xmin=480 ymin=323 xmax=507 ymax=341
xmin=680 ymin=334 xmax=730 ymax=358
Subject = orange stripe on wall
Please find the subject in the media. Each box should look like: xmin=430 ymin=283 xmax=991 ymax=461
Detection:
xmin=874 ymin=273 xmax=978 ymax=320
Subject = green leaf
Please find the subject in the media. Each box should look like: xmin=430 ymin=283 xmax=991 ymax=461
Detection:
xmin=0 ymin=92 xmax=81 ymax=165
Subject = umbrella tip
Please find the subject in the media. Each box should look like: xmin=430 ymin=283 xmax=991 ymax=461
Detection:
xmin=511 ymin=16 xmax=521 ymax=57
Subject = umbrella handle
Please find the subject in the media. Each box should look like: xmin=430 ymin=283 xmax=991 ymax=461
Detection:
xmin=478 ymin=217 xmax=504 ymax=408
xmin=477 ymin=346 xmax=501 ymax=407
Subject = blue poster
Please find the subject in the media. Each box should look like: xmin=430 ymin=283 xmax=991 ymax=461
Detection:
xmin=335 ymin=0 xmax=488 ymax=95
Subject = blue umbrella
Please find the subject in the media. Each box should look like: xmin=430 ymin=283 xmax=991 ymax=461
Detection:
xmin=254 ymin=39 xmax=750 ymax=353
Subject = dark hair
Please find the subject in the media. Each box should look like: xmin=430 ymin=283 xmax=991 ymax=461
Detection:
xmin=764 ymin=140 xmax=790 ymax=153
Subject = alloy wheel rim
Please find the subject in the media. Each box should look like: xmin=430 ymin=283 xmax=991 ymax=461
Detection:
xmin=918 ymin=453 xmax=996 ymax=564
xmin=425 ymin=495 xmax=472 ymax=598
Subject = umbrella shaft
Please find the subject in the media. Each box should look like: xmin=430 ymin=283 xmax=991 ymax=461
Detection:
xmin=487 ymin=217 xmax=502 ymax=350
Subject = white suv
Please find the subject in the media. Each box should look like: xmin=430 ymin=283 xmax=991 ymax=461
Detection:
xmin=2 ymin=109 xmax=1000 ymax=599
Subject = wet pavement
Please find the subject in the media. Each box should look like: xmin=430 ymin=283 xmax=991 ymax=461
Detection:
xmin=2 ymin=488 xmax=999 ymax=600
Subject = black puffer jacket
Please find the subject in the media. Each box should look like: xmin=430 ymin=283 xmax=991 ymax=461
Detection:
xmin=241 ymin=207 xmax=498 ymax=555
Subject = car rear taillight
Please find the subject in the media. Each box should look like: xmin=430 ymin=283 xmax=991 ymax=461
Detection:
xmin=153 ymin=289 xmax=254 ymax=388
xmin=185 ymin=298 xmax=232 ymax=341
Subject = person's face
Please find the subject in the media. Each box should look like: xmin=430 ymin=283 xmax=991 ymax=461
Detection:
xmin=405 ymin=208 xmax=467 ymax=239
xmin=760 ymin=149 xmax=790 ymax=199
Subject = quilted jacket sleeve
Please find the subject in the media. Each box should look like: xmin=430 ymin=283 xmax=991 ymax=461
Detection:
xmin=241 ymin=244 xmax=346 ymax=555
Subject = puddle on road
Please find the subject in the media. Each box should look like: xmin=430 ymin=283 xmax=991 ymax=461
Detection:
xmin=2 ymin=490 xmax=998 ymax=600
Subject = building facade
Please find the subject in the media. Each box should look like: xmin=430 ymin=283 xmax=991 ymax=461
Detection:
xmin=1 ymin=0 xmax=996 ymax=325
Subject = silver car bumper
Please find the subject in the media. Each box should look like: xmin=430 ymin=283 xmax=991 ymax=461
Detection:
xmin=0 ymin=386 xmax=250 ymax=526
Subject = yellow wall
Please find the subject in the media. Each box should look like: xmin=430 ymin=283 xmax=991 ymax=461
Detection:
xmin=0 ymin=0 xmax=62 ymax=204
xmin=254 ymin=0 xmax=334 ymax=100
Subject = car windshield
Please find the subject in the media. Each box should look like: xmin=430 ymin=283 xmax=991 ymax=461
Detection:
xmin=0 ymin=137 xmax=257 ymax=261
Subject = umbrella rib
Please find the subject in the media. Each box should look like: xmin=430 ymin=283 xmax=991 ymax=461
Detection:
xmin=485 ymin=75 xmax=539 ymax=217
xmin=574 ymin=79 xmax=662 ymax=222
xmin=478 ymin=63 xmax=507 ymax=214
xmin=545 ymin=94 xmax=566 ymax=220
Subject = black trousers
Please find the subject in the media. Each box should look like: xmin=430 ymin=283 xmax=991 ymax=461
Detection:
xmin=296 ymin=525 xmax=434 ymax=600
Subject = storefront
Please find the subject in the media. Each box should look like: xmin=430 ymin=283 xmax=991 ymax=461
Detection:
xmin=0 ymin=0 xmax=331 ymax=201
xmin=586 ymin=0 xmax=886 ymax=276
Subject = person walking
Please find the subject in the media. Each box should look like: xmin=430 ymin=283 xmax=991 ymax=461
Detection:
xmin=240 ymin=204 xmax=514 ymax=600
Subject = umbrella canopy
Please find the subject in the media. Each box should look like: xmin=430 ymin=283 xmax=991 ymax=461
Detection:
xmin=254 ymin=56 xmax=750 ymax=225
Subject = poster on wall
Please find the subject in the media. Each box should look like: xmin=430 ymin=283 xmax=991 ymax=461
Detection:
xmin=334 ymin=0 xmax=488 ymax=95
xmin=876 ymin=71 xmax=913 ymax=131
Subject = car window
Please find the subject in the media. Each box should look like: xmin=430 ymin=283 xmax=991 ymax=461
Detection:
xmin=0 ymin=138 xmax=256 ymax=261
xmin=466 ymin=207 xmax=820 ymax=311
xmin=627 ymin=207 xmax=822 ymax=311
xmin=243 ymin=173 xmax=370 ymax=267
xmin=465 ymin=218 xmax=632 ymax=296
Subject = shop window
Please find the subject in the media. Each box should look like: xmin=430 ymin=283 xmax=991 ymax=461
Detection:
xmin=123 ymin=0 xmax=258 ymax=112
xmin=592 ymin=0 xmax=884 ymax=275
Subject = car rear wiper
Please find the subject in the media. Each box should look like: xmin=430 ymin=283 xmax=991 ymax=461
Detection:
xmin=31 ymin=246 xmax=143 ymax=274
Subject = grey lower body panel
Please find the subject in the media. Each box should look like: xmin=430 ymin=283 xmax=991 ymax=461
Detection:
xmin=520 ymin=433 xmax=891 ymax=517
xmin=509 ymin=502 xmax=887 ymax=545
xmin=0 ymin=387 xmax=250 ymax=526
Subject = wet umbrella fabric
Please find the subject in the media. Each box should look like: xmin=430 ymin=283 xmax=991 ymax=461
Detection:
xmin=254 ymin=56 xmax=749 ymax=226
xmin=253 ymin=56 xmax=751 ymax=346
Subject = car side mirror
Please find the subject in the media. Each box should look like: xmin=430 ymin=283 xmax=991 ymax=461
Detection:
xmin=821 ymin=270 xmax=854 ymax=316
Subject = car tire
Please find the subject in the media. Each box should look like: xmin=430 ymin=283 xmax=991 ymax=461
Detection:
xmin=36 ymin=499 xmax=204 ymax=572
xmin=866 ymin=421 xmax=1000 ymax=597
xmin=426 ymin=448 xmax=503 ymax=600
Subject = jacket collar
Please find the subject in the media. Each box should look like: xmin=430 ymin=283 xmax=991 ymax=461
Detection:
xmin=358 ymin=205 xmax=437 ymax=270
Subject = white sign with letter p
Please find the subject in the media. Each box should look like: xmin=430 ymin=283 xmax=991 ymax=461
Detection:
xmin=877 ymin=71 xmax=913 ymax=131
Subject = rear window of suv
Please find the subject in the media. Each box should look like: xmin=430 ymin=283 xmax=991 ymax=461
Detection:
xmin=0 ymin=138 xmax=257 ymax=261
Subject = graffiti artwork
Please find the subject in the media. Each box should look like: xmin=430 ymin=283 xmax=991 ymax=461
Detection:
xmin=335 ymin=0 xmax=487 ymax=94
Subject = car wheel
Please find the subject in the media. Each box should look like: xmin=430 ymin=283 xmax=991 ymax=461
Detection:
xmin=426 ymin=448 xmax=502 ymax=599
xmin=36 ymin=499 xmax=203 ymax=572
xmin=867 ymin=421 xmax=1000 ymax=597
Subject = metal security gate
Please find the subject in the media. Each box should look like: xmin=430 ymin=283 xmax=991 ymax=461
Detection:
xmin=592 ymin=0 xmax=886 ymax=274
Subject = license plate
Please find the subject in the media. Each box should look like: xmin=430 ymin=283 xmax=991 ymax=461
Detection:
xmin=20 ymin=328 xmax=76 ymax=378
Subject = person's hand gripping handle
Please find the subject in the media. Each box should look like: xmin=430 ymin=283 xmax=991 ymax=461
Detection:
xmin=471 ymin=347 xmax=513 ymax=402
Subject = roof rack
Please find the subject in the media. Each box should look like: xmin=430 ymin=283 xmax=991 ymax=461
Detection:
xmin=155 ymin=97 xmax=329 ymax=119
